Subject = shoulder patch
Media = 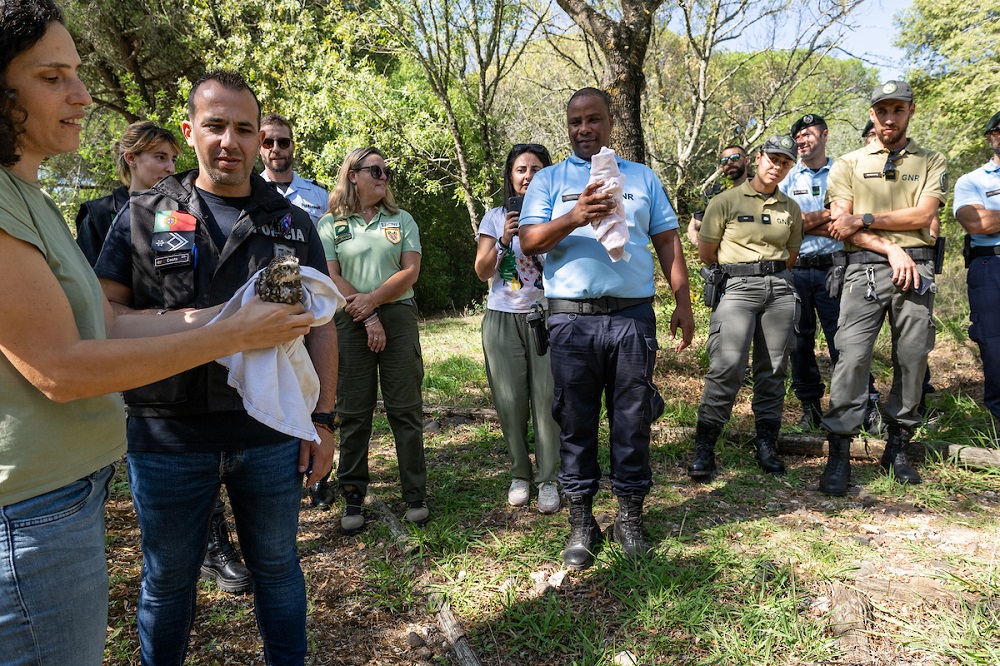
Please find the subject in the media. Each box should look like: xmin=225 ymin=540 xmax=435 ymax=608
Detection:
xmin=940 ymin=172 xmax=949 ymax=192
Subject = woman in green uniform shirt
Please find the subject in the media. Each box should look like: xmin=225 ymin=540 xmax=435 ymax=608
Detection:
xmin=319 ymin=147 xmax=428 ymax=534
xmin=689 ymin=136 xmax=804 ymax=480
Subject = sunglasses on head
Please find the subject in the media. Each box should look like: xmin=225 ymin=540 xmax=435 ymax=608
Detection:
xmin=262 ymin=137 xmax=292 ymax=150
xmin=352 ymin=164 xmax=393 ymax=181
xmin=719 ymin=154 xmax=743 ymax=165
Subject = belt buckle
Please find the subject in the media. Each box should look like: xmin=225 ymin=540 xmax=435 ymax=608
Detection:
xmin=761 ymin=262 xmax=776 ymax=275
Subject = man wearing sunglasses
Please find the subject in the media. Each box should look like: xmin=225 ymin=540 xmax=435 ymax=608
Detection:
xmin=817 ymin=80 xmax=948 ymax=496
xmin=259 ymin=113 xmax=329 ymax=226
xmin=686 ymin=145 xmax=748 ymax=245
xmin=954 ymin=111 xmax=1000 ymax=433
xmin=519 ymin=87 xmax=695 ymax=569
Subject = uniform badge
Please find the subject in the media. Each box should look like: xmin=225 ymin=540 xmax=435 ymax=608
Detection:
xmin=762 ymin=213 xmax=772 ymax=225
xmin=780 ymin=136 xmax=794 ymax=150
xmin=883 ymin=82 xmax=898 ymax=94
xmin=812 ymin=184 xmax=821 ymax=196
xmin=803 ymin=114 xmax=814 ymax=124
xmin=333 ymin=219 xmax=353 ymax=245
xmin=384 ymin=227 xmax=402 ymax=244
xmin=154 ymin=209 xmax=197 ymax=233
xmin=152 ymin=211 xmax=196 ymax=253
xmin=279 ymin=214 xmax=292 ymax=236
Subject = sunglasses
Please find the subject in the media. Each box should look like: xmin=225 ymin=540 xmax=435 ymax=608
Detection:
xmin=883 ymin=150 xmax=902 ymax=181
xmin=719 ymin=154 xmax=744 ymax=165
xmin=352 ymin=164 xmax=393 ymax=181
xmin=262 ymin=137 xmax=292 ymax=150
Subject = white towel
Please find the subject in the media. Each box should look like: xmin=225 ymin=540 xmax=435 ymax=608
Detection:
xmin=211 ymin=266 xmax=345 ymax=444
xmin=588 ymin=146 xmax=630 ymax=262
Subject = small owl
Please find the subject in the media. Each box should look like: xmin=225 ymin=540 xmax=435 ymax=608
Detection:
xmin=256 ymin=255 xmax=303 ymax=304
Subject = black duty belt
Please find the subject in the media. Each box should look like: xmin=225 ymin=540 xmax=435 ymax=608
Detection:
xmin=720 ymin=260 xmax=786 ymax=277
xmin=793 ymin=252 xmax=846 ymax=269
xmin=969 ymin=246 xmax=1000 ymax=260
xmin=847 ymin=247 xmax=935 ymax=264
xmin=547 ymin=296 xmax=652 ymax=315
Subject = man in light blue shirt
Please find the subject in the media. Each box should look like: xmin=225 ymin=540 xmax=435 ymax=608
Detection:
xmin=259 ymin=113 xmax=329 ymax=226
xmin=520 ymin=87 xmax=694 ymax=569
xmin=955 ymin=110 xmax=1000 ymax=423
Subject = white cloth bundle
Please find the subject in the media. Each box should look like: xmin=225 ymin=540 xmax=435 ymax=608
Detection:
xmin=211 ymin=266 xmax=345 ymax=444
xmin=588 ymin=146 xmax=630 ymax=262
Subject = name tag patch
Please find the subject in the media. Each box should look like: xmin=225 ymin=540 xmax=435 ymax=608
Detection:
xmin=864 ymin=172 xmax=882 ymax=179
xmin=793 ymin=189 xmax=809 ymax=196
xmin=987 ymin=189 xmax=1000 ymax=198
xmin=154 ymin=251 xmax=193 ymax=270
xmin=737 ymin=215 xmax=755 ymax=222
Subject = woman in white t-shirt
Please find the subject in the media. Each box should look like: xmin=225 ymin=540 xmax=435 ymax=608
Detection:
xmin=474 ymin=143 xmax=562 ymax=513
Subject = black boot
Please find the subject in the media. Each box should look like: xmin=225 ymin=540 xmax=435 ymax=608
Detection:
xmin=612 ymin=495 xmax=650 ymax=559
xmin=819 ymin=434 xmax=852 ymax=496
xmin=201 ymin=503 xmax=252 ymax=594
xmin=563 ymin=494 xmax=602 ymax=570
xmin=797 ymin=400 xmax=823 ymax=430
xmin=309 ymin=475 xmax=335 ymax=509
xmin=688 ymin=421 xmax=721 ymax=480
xmin=755 ymin=420 xmax=786 ymax=475
xmin=863 ymin=395 xmax=886 ymax=437
xmin=881 ymin=425 xmax=922 ymax=484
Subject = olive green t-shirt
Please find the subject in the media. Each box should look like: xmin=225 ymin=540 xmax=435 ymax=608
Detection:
xmin=826 ymin=140 xmax=947 ymax=250
xmin=699 ymin=180 xmax=804 ymax=264
xmin=318 ymin=206 xmax=421 ymax=302
xmin=0 ymin=168 xmax=126 ymax=507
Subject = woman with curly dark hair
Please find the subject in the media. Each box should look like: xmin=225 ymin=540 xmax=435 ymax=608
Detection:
xmin=0 ymin=2 xmax=312 ymax=661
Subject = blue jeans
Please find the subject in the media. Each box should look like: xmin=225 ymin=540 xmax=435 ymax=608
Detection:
xmin=548 ymin=302 xmax=660 ymax=497
xmin=0 ymin=464 xmax=114 ymax=666
xmin=969 ymin=255 xmax=1000 ymax=419
xmin=127 ymin=440 xmax=306 ymax=666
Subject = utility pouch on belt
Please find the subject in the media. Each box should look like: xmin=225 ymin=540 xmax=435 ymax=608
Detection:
xmin=933 ymin=236 xmax=946 ymax=274
xmin=963 ymin=234 xmax=972 ymax=269
xmin=700 ymin=264 xmax=725 ymax=310
xmin=526 ymin=302 xmax=549 ymax=356
xmin=825 ymin=265 xmax=846 ymax=299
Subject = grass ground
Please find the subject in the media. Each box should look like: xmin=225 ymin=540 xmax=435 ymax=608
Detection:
xmin=104 ymin=255 xmax=1000 ymax=665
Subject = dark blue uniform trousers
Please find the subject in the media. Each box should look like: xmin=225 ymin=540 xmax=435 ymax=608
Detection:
xmin=968 ymin=255 xmax=1000 ymax=420
xmin=548 ymin=302 xmax=659 ymax=497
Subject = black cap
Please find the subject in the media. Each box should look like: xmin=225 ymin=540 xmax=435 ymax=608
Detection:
xmin=870 ymin=80 xmax=913 ymax=105
xmin=984 ymin=111 xmax=1000 ymax=135
xmin=760 ymin=135 xmax=798 ymax=161
xmin=790 ymin=114 xmax=826 ymax=137
xmin=862 ymin=120 xmax=875 ymax=139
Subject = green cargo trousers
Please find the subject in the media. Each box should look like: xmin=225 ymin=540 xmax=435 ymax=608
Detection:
xmin=697 ymin=273 xmax=798 ymax=427
xmin=481 ymin=308 xmax=560 ymax=485
xmin=335 ymin=301 xmax=427 ymax=502
xmin=822 ymin=261 xmax=935 ymax=435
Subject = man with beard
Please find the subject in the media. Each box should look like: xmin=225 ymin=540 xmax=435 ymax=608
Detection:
xmin=817 ymin=81 xmax=947 ymax=496
xmin=687 ymin=145 xmax=749 ymax=245
xmin=519 ymin=87 xmax=694 ymax=568
xmin=259 ymin=112 xmax=328 ymax=225
xmin=781 ymin=114 xmax=883 ymax=434
xmin=95 ymin=70 xmax=337 ymax=663
xmin=954 ymin=111 xmax=1000 ymax=429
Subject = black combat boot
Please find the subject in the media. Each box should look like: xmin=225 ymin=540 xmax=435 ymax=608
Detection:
xmin=797 ymin=400 xmax=823 ymax=430
xmin=819 ymin=434 xmax=852 ymax=496
xmin=612 ymin=495 xmax=651 ymax=559
xmin=201 ymin=503 xmax=252 ymax=594
xmin=687 ymin=421 xmax=722 ymax=480
xmin=862 ymin=395 xmax=886 ymax=437
xmin=309 ymin=475 xmax=335 ymax=510
xmin=755 ymin=420 xmax=786 ymax=475
xmin=881 ymin=425 xmax=922 ymax=484
xmin=563 ymin=494 xmax=602 ymax=570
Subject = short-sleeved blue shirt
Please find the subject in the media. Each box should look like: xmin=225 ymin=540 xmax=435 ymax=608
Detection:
xmin=518 ymin=153 xmax=678 ymax=299
xmin=779 ymin=158 xmax=841 ymax=257
xmin=954 ymin=160 xmax=1000 ymax=248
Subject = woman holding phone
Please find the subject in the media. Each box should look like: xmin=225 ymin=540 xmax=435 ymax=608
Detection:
xmin=474 ymin=143 xmax=561 ymax=513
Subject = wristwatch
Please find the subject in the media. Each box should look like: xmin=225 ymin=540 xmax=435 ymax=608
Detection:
xmin=311 ymin=411 xmax=338 ymax=433
xmin=862 ymin=213 xmax=875 ymax=230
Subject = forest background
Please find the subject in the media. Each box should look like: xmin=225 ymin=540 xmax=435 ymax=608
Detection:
xmin=50 ymin=0 xmax=996 ymax=313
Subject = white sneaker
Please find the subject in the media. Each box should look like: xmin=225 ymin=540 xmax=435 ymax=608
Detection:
xmin=537 ymin=482 xmax=561 ymax=514
xmin=508 ymin=479 xmax=530 ymax=507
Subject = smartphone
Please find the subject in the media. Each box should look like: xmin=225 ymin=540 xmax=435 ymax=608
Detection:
xmin=507 ymin=196 xmax=524 ymax=213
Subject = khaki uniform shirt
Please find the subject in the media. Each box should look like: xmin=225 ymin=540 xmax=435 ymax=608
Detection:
xmin=826 ymin=139 xmax=947 ymax=251
xmin=699 ymin=180 xmax=803 ymax=264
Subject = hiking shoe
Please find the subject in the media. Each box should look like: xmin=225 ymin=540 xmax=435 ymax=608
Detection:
xmin=537 ymin=482 xmax=561 ymax=514
xmin=508 ymin=479 xmax=530 ymax=507
xmin=340 ymin=488 xmax=365 ymax=535
xmin=405 ymin=501 xmax=430 ymax=525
